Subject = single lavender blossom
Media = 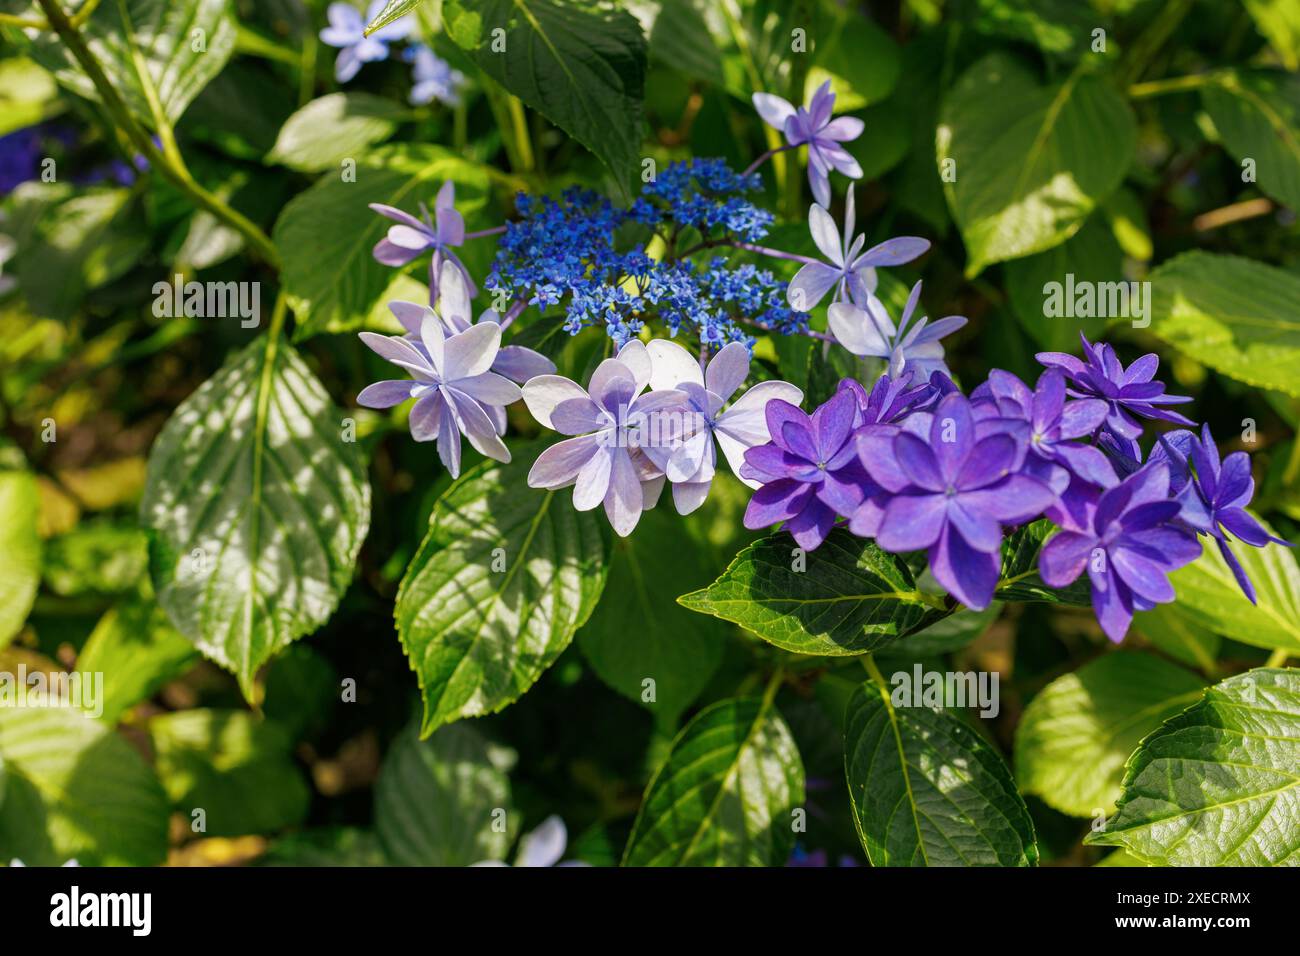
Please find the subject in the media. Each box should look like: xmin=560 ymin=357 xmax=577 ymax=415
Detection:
xmin=1039 ymin=463 xmax=1202 ymax=641
xmin=787 ymin=187 xmax=929 ymax=312
xmin=640 ymin=339 xmax=802 ymax=514
xmin=827 ymin=280 xmax=967 ymax=381
xmin=751 ymin=81 xmax=863 ymax=206
xmin=357 ymin=315 xmax=520 ymax=477
xmin=319 ymin=1 xmax=411 ymax=83
xmin=370 ymin=181 xmax=474 ymax=302
xmin=405 ymin=44 xmax=465 ymax=107
xmin=472 ymin=816 xmax=589 ymax=867
xmin=524 ymin=340 xmax=687 ymax=537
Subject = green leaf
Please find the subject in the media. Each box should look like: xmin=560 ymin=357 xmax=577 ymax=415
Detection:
xmin=273 ymin=144 xmax=489 ymax=338
xmin=267 ymin=93 xmax=408 ymax=173
xmin=259 ymin=827 xmax=389 ymax=866
xmin=76 ymin=601 xmax=198 ymax=724
xmin=1202 ymin=70 xmax=1300 ymax=211
xmin=1149 ymin=251 xmax=1300 ymax=398
xmin=996 ymin=520 xmax=1091 ymax=605
xmin=0 ymin=470 xmax=41 ymax=649
xmin=148 ymin=709 xmax=310 ymax=837
xmin=1087 ymin=668 xmax=1299 ymax=865
xmin=678 ymin=527 xmax=944 ymax=657
xmin=0 ymin=705 xmax=168 ymax=865
xmin=42 ymin=520 xmax=148 ymax=597
xmin=883 ymin=601 xmax=1001 ymax=658
xmin=622 ymin=695 xmax=804 ymax=866
xmin=844 ymin=677 xmax=1038 ymax=866
xmin=1014 ymin=652 xmax=1206 ymax=817
xmin=1133 ymin=603 xmax=1221 ymax=674
xmin=938 ymin=53 xmax=1136 ymax=276
xmin=1003 ymin=216 xmax=1121 ymax=352
xmin=374 ymin=719 xmax=514 ymax=865
xmin=966 ymin=0 xmax=1103 ymax=58
xmin=803 ymin=10 xmax=899 ymax=111
xmin=141 ymin=335 xmax=371 ymax=698
xmin=363 ymin=0 xmax=425 ymax=36
xmin=1163 ymin=513 xmax=1300 ymax=652
xmin=32 ymin=0 xmax=237 ymax=126
xmin=578 ymin=506 xmax=724 ymax=724
xmin=395 ymin=448 xmax=608 ymax=735
xmin=644 ymin=0 xmax=722 ymax=87
xmin=0 ymin=57 xmax=60 ymax=137
xmin=442 ymin=0 xmax=646 ymax=195
xmin=1244 ymin=0 xmax=1300 ymax=70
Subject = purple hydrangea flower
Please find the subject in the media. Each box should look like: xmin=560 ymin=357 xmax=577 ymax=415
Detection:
xmin=786 ymin=187 xmax=929 ymax=312
xmin=838 ymin=368 xmax=938 ymax=428
xmin=827 ymin=280 xmax=967 ymax=382
xmin=1037 ymin=333 xmax=1194 ymax=441
xmin=751 ymin=81 xmax=863 ymax=206
xmin=523 ymin=340 xmax=687 ymax=537
xmin=1158 ymin=425 xmax=1291 ymax=603
xmin=1039 ymin=463 xmax=1202 ymax=641
xmin=357 ymin=315 xmax=520 ymax=478
xmin=740 ymin=386 xmax=871 ymax=550
xmin=855 ymin=391 xmax=1054 ymax=609
xmin=370 ymin=181 xmax=474 ymax=303
xmin=319 ymin=1 xmax=412 ymax=83
xmin=405 ymin=44 xmax=465 ymax=107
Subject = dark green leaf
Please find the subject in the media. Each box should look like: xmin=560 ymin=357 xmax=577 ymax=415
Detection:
xmin=996 ymin=520 xmax=1092 ymax=606
xmin=1202 ymin=70 xmax=1300 ymax=211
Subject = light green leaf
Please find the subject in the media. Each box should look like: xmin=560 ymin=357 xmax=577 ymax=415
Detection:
xmin=1014 ymin=652 xmax=1206 ymax=817
xmin=1133 ymin=603 xmax=1221 ymax=674
xmin=622 ymin=695 xmax=804 ymax=866
xmin=578 ymin=506 xmax=725 ymax=724
xmin=395 ymin=448 xmax=608 ymax=735
xmin=76 ymin=601 xmax=198 ymax=724
xmin=1087 ymin=668 xmax=1299 ymax=865
xmin=1245 ymin=0 xmax=1300 ymax=69
xmin=0 ymin=471 xmax=41 ymax=649
xmin=273 ymin=144 xmax=489 ymax=338
xmin=148 ymin=709 xmax=310 ymax=837
xmin=678 ymin=528 xmax=944 ymax=657
xmin=1149 ymin=251 xmax=1300 ymax=397
xmin=32 ymin=0 xmax=237 ymax=126
xmin=267 ymin=93 xmax=408 ymax=172
xmin=42 ymin=520 xmax=148 ymax=597
xmin=363 ymin=0 xmax=425 ymax=36
xmin=1202 ymin=70 xmax=1300 ymax=212
xmin=442 ymin=0 xmax=646 ymax=195
xmin=374 ymin=719 xmax=514 ymax=865
xmin=844 ymin=677 xmax=1038 ymax=866
xmin=1164 ymin=512 xmax=1300 ymax=652
xmin=0 ymin=58 xmax=60 ymax=137
xmin=141 ymin=335 xmax=371 ymax=698
xmin=0 ymin=706 xmax=168 ymax=866
xmin=938 ymin=53 xmax=1136 ymax=276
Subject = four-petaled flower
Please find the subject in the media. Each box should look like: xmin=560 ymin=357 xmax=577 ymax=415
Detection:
xmin=371 ymin=181 xmax=475 ymax=303
xmin=1039 ymin=463 xmax=1202 ymax=641
xmin=405 ymin=44 xmax=465 ymax=107
xmin=828 ymin=280 xmax=967 ymax=382
xmin=787 ymin=187 xmax=929 ymax=312
xmin=357 ymin=313 xmax=520 ymax=477
xmin=319 ymin=1 xmax=411 ymax=83
xmin=751 ymin=81 xmax=863 ymax=206
xmin=641 ymin=339 xmax=802 ymax=514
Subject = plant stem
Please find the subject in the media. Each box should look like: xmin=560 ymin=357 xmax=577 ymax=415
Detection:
xmin=1121 ymin=0 xmax=1195 ymax=86
xmin=1128 ymin=72 xmax=1219 ymax=99
xmin=34 ymin=0 xmax=280 ymax=268
xmin=741 ymin=144 xmax=795 ymax=178
xmin=1265 ymin=648 xmax=1291 ymax=668
xmin=860 ymin=653 xmax=887 ymax=688
xmin=464 ymin=225 xmax=507 ymax=240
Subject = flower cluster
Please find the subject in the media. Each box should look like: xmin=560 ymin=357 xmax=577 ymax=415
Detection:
xmin=740 ymin=332 xmax=1287 ymax=641
xmin=319 ymin=1 xmax=464 ymax=105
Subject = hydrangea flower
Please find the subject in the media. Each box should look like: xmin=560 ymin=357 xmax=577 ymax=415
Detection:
xmin=371 ymin=181 xmax=474 ymax=303
xmin=827 ymin=280 xmax=967 ymax=381
xmin=741 ymin=386 xmax=871 ymax=550
xmin=787 ymin=187 xmax=929 ymax=312
xmin=641 ymin=339 xmax=802 ymax=514
xmin=1158 ymin=424 xmax=1291 ymax=603
xmin=472 ymin=816 xmax=589 ymax=867
xmin=751 ymin=81 xmax=863 ymax=206
xmin=405 ymin=44 xmax=465 ymax=107
xmin=523 ymin=340 xmax=687 ymax=536
xmin=1037 ymin=333 xmax=1194 ymax=441
xmin=857 ymin=391 xmax=1054 ymax=609
xmin=1039 ymin=463 xmax=1202 ymax=641
xmin=841 ymin=368 xmax=940 ymax=428
xmin=357 ymin=314 xmax=520 ymax=477
xmin=319 ymin=1 xmax=412 ymax=83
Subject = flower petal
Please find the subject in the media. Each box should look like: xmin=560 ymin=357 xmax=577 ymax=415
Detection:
xmin=528 ymin=434 xmax=603 ymax=489
xmin=646 ymin=338 xmax=704 ymax=391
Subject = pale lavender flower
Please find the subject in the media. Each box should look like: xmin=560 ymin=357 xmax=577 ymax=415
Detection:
xmin=319 ymin=1 xmax=411 ymax=84
xmin=827 ymin=280 xmax=967 ymax=381
xmin=405 ymin=44 xmax=465 ymax=107
xmin=370 ymin=181 xmax=474 ymax=302
xmin=752 ymin=81 xmax=863 ymax=206
xmin=471 ymin=816 xmax=589 ymax=867
xmin=524 ymin=340 xmax=687 ymax=536
xmin=357 ymin=314 xmax=520 ymax=478
xmin=640 ymin=339 xmax=802 ymax=514
xmin=787 ymin=187 xmax=929 ymax=312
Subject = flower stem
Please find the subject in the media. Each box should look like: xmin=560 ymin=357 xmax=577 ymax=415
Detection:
xmin=464 ymin=225 xmax=508 ymax=240
xmin=499 ymin=298 xmax=528 ymax=330
xmin=1128 ymin=72 xmax=1220 ymax=99
xmin=741 ymin=143 xmax=795 ymax=178
xmin=1265 ymin=648 xmax=1290 ymax=668
xmin=1121 ymin=0 xmax=1195 ymax=86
